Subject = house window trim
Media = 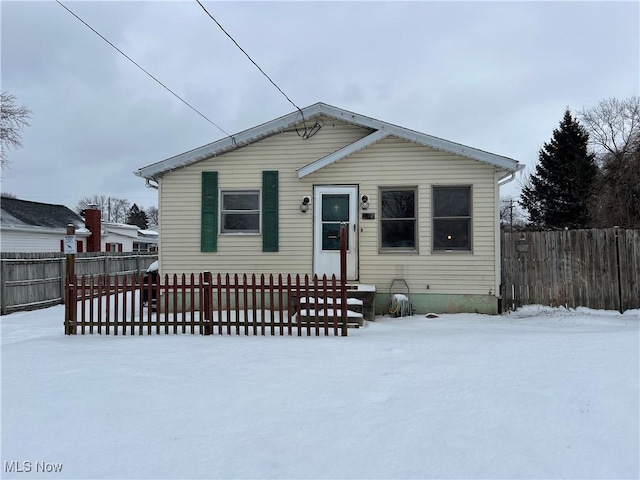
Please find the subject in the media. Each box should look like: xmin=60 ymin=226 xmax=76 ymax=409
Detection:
xmin=378 ymin=186 xmax=419 ymax=254
xmin=219 ymin=189 xmax=262 ymax=235
xmin=432 ymin=184 xmax=473 ymax=254
xmin=106 ymin=242 xmax=124 ymax=253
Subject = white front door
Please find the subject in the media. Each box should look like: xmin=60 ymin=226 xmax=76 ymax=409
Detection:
xmin=313 ymin=186 xmax=358 ymax=281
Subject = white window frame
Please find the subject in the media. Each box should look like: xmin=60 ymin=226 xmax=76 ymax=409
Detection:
xmin=220 ymin=189 xmax=261 ymax=235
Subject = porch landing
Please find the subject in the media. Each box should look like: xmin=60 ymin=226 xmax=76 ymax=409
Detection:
xmin=291 ymin=284 xmax=376 ymax=326
xmin=345 ymin=284 xmax=376 ymax=321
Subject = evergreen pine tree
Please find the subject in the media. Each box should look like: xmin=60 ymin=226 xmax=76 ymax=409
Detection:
xmin=520 ymin=109 xmax=598 ymax=229
xmin=126 ymin=203 xmax=149 ymax=229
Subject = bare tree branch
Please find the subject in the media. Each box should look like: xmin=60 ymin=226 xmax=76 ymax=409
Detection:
xmin=579 ymin=96 xmax=640 ymax=158
xmin=580 ymin=97 xmax=640 ymax=228
xmin=1 ymin=92 xmax=32 ymax=168
xmin=146 ymin=206 xmax=158 ymax=226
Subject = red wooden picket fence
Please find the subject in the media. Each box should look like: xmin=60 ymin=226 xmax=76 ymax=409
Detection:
xmin=64 ymin=272 xmax=349 ymax=337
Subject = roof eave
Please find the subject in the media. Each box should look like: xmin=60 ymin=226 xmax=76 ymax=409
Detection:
xmin=135 ymin=102 xmax=521 ymax=179
xmin=136 ymin=103 xmax=328 ymax=180
xmin=0 ymin=225 xmax=91 ymax=236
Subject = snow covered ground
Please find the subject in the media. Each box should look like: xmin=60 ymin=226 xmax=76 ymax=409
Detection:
xmin=2 ymin=305 xmax=638 ymax=479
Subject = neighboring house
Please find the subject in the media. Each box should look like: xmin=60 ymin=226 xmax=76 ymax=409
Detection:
xmin=135 ymin=103 xmax=522 ymax=314
xmin=0 ymin=197 xmax=90 ymax=252
xmin=136 ymin=229 xmax=158 ymax=252
xmin=101 ymin=222 xmax=158 ymax=252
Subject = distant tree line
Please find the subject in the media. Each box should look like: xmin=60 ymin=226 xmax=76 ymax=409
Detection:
xmin=76 ymin=195 xmax=158 ymax=230
xmin=514 ymin=96 xmax=639 ymax=230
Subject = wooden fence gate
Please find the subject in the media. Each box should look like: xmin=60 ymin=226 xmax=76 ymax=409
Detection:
xmin=501 ymin=228 xmax=640 ymax=312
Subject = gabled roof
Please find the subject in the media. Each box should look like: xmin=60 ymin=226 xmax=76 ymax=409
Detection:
xmin=135 ymin=102 xmax=521 ymax=180
xmin=1 ymin=197 xmax=84 ymax=229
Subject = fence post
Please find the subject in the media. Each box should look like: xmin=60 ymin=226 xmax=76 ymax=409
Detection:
xmin=203 ymin=272 xmax=212 ymax=335
xmin=0 ymin=258 xmax=7 ymax=315
xmin=59 ymin=257 xmax=66 ymax=305
xmin=614 ymin=226 xmax=623 ymax=313
xmin=65 ymin=224 xmax=77 ymax=335
xmin=340 ymin=223 xmax=348 ymax=336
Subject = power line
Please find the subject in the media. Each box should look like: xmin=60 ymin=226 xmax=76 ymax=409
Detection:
xmin=195 ymin=0 xmax=307 ymax=126
xmin=56 ymin=1 xmax=232 ymax=137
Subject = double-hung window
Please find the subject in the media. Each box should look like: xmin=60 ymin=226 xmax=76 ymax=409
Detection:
xmin=380 ymin=187 xmax=417 ymax=251
xmin=433 ymin=186 xmax=471 ymax=251
xmin=220 ymin=190 xmax=260 ymax=234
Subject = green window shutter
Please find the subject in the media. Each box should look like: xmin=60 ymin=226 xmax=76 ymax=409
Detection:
xmin=201 ymin=172 xmax=218 ymax=252
xmin=262 ymin=170 xmax=279 ymax=252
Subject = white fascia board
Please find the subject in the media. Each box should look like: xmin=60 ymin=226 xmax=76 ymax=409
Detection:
xmin=0 ymin=225 xmax=91 ymax=237
xmin=135 ymin=102 xmax=521 ymax=179
xmin=315 ymin=104 xmax=520 ymax=171
xmin=135 ymin=104 xmax=326 ymax=180
xmin=384 ymin=126 xmax=519 ymax=171
xmin=132 ymin=237 xmax=158 ymax=245
xmin=297 ymin=130 xmax=390 ymax=178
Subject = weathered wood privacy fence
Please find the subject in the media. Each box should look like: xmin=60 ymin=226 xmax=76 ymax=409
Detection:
xmin=64 ymin=273 xmax=349 ymax=337
xmin=0 ymin=252 xmax=157 ymax=314
xmin=501 ymin=228 xmax=640 ymax=312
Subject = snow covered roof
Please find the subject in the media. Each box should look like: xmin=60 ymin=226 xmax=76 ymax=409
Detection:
xmin=135 ymin=102 xmax=522 ymax=180
xmin=101 ymin=223 xmax=157 ymax=242
xmin=102 ymin=221 xmax=140 ymax=230
xmin=1 ymin=197 xmax=84 ymax=229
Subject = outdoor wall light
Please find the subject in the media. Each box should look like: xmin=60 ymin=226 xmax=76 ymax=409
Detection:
xmin=300 ymin=196 xmax=311 ymax=213
xmin=360 ymin=195 xmax=369 ymax=210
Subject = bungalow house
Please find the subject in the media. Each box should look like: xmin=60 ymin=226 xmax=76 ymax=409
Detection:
xmin=0 ymin=197 xmax=90 ymax=252
xmin=135 ymin=103 xmax=522 ymax=315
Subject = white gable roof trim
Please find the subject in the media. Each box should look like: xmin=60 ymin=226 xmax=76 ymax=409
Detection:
xmin=0 ymin=225 xmax=92 ymax=236
xmin=296 ymin=129 xmax=391 ymax=178
xmin=135 ymin=103 xmax=520 ymax=180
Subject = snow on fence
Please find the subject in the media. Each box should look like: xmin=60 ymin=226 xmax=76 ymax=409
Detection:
xmin=501 ymin=228 xmax=640 ymax=312
xmin=0 ymin=252 xmax=157 ymax=315
xmin=64 ymin=273 xmax=349 ymax=337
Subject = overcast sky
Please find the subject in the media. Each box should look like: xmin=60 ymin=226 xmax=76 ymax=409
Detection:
xmin=1 ymin=1 xmax=638 ymax=212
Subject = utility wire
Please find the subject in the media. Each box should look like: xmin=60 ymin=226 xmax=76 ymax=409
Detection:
xmin=56 ymin=0 xmax=232 ymax=137
xmin=195 ymin=0 xmax=308 ymax=129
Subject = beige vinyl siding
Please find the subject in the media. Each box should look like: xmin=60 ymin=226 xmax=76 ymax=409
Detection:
xmin=302 ymin=136 xmax=498 ymax=296
xmin=159 ymin=119 xmax=371 ymax=276
xmin=159 ymin=122 xmax=499 ymax=296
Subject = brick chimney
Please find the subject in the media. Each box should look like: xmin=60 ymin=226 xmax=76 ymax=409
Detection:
xmin=84 ymin=206 xmax=102 ymax=252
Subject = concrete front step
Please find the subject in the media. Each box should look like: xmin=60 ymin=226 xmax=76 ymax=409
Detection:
xmin=299 ymin=297 xmax=363 ymax=306
xmin=290 ymin=284 xmax=375 ymax=323
xmin=294 ymin=308 xmax=364 ymax=328
xmin=345 ymin=287 xmax=375 ymax=321
xmin=297 ymin=295 xmax=364 ymax=326
xmin=298 ymin=297 xmax=363 ymax=316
